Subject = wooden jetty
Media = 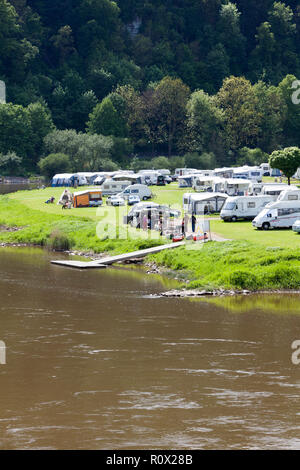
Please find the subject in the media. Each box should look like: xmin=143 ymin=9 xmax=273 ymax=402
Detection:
xmin=51 ymin=241 xmax=185 ymax=269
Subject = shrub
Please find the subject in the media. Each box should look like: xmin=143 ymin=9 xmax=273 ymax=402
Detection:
xmin=47 ymin=229 xmax=72 ymax=251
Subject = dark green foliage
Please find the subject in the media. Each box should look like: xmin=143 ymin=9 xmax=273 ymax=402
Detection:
xmin=38 ymin=152 xmax=71 ymax=179
xmin=2 ymin=0 xmax=300 ymax=172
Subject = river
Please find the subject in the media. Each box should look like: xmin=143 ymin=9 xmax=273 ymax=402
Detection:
xmin=0 ymin=247 xmax=299 ymax=450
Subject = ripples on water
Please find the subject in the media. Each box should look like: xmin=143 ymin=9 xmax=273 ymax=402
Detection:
xmin=0 ymin=248 xmax=300 ymax=449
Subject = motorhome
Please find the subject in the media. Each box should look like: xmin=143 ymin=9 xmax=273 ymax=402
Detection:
xmin=252 ymin=200 xmax=300 ymax=229
xmin=183 ymin=192 xmax=228 ymax=215
xmin=260 ymin=184 xmax=298 ymax=200
xmin=220 ymin=195 xmax=273 ymax=221
xmin=99 ymin=179 xmax=133 ymax=195
xmin=118 ymin=184 xmax=152 ymax=201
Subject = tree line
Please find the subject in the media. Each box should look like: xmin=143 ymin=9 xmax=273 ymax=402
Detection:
xmin=1 ymin=73 xmax=300 ymax=176
xmin=2 ymin=1 xmax=300 ymax=175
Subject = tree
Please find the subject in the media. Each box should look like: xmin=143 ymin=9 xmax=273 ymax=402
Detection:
xmin=0 ymin=103 xmax=33 ymax=164
xmin=26 ymin=101 xmax=54 ymax=166
xmin=253 ymin=81 xmax=286 ymax=152
xmin=186 ymin=90 xmax=225 ymax=154
xmin=43 ymin=129 xmax=115 ymax=171
xmin=152 ymin=76 xmax=190 ymax=156
xmin=38 ymin=153 xmax=71 ymax=179
xmin=269 ymin=147 xmax=300 ymax=184
xmin=278 ymin=74 xmax=300 ymax=147
xmin=86 ymin=97 xmax=127 ymax=137
xmin=0 ymin=151 xmax=23 ymax=175
xmin=216 ymin=76 xmax=262 ymax=152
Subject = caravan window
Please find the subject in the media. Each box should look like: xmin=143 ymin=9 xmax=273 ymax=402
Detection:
xmin=183 ymin=197 xmax=189 ymax=205
xmin=278 ymin=207 xmax=299 ymax=216
xmin=288 ymin=195 xmax=298 ymax=200
xmin=247 ymin=202 xmax=256 ymax=208
xmin=132 ymin=189 xmax=139 ymax=193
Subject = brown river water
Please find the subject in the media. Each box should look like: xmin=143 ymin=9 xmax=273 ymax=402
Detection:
xmin=0 ymin=247 xmax=300 ymax=450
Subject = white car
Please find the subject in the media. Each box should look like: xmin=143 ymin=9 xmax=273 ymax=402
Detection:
xmin=292 ymin=219 xmax=300 ymax=233
xmin=106 ymin=195 xmax=125 ymax=206
xmin=127 ymin=194 xmax=141 ymax=205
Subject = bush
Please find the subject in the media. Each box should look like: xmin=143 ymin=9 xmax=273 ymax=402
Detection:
xmin=38 ymin=153 xmax=71 ymax=179
xmin=46 ymin=229 xmax=72 ymax=251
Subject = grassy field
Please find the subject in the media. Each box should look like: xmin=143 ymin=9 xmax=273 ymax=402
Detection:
xmin=2 ymin=180 xmax=300 ymax=291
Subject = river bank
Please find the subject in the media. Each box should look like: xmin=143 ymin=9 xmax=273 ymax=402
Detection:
xmin=2 ymin=189 xmax=300 ymax=292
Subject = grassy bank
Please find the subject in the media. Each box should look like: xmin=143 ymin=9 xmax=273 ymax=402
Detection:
xmin=0 ymin=196 xmax=163 ymax=253
xmin=149 ymin=241 xmax=300 ymax=290
xmin=2 ymin=183 xmax=300 ymax=292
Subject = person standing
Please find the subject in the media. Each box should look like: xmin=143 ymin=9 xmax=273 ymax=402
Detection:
xmin=191 ymin=212 xmax=196 ymax=233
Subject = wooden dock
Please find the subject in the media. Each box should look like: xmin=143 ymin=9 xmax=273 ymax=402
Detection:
xmin=51 ymin=241 xmax=185 ymax=269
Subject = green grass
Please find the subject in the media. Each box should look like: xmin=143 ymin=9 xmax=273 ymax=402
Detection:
xmin=3 ymin=183 xmax=300 ymax=291
xmin=149 ymin=240 xmax=300 ymax=291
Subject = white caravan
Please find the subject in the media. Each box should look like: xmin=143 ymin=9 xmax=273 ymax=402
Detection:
xmin=220 ymin=195 xmax=273 ymax=221
xmin=99 ymin=179 xmax=133 ymax=195
xmin=261 ymin=184 xmax=298 ymax=200
xmin=192 ymin=176 xmax=222 ymax=192
xmin=118 ymin=184 xmax=152 ymax=201
xmin=175 ymin=168 xmax=198 ymax=178
xmin=277 ymin=189 xmax=300 ymax=201
xmin=213 ymin=167 xmax=234 ymax=178
xmin=233 ymin=166 xmax=263 ymax=182
xmin=183 ymin=192 xmax=228 ymax=215
xmin=252 ymin=200 xmax=300 ymax=229
xmin=213 ymin=178 xmax=251 ymax=196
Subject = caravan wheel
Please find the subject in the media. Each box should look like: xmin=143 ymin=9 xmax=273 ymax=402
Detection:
xmin=262 ymin=222 xmax=270 ymax=230
xmin=231 ymin=216 xmax=237 ymax=222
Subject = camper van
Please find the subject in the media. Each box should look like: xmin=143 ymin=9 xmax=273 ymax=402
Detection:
xmin=220 ymin=195 xmax=273 ymax=221
xmin=183 ymin=192 xmax=228 ymax=215
xmin=118 ymin=184 xmax=152 ymax=201
xmin=252 ymin=200 xmax=300 ymax=229
xmin=99 ymin=179 xmax=133 ymax=195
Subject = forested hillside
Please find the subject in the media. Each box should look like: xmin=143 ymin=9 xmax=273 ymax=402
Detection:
xmin=1 ymin=0 xmax=300 ymax=175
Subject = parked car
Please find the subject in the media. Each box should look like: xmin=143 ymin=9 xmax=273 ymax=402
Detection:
xmin=292 ymin=219 xmax=300 ymax=233
xmin=106 ymin=195 xmax=125 ymax=206
xmin=127 ymin=194 xmax=141 ymax=205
